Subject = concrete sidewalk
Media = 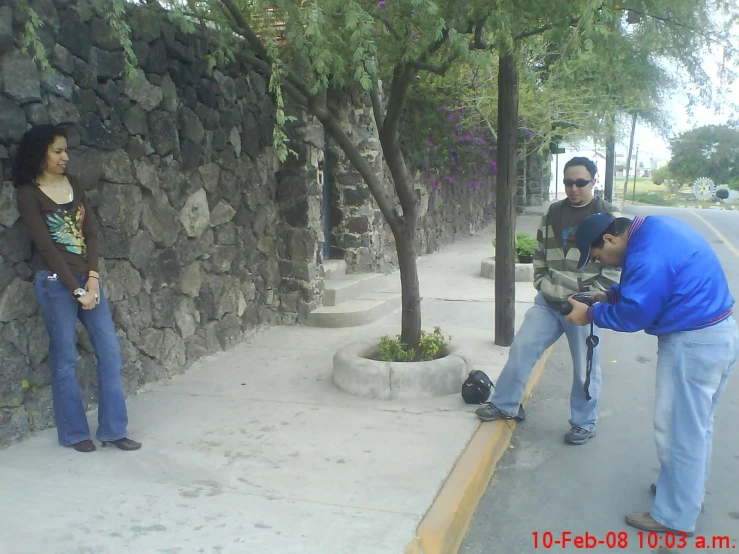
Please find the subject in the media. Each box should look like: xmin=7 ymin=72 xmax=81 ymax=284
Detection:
xmin=0 ymin=214 xmax=546 ymax=554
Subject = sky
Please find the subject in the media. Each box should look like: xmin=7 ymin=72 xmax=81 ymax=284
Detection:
xmin=551 ymin=36 xmax=738 ymax=196
xmin=612 ymin=14 xmax=739 ymax=165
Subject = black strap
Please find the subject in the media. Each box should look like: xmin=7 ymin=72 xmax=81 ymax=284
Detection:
xmin=584 ymin=319 xmax=599 ymax=400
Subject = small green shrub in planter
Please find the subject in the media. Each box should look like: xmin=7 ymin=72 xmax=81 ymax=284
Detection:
xmin=376 ymin=327 xmax=451 ymax=362
xmin=492 ymin=233 xmax=537 ymax=263
xmin=515 ymin=232 xmax=536 ymax=263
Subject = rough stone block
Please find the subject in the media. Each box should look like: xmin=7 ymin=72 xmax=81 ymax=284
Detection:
xmin=0 ymin=182 xmax=19 ymax=228
xmin=1 ymin=51 xmax=41 ymax=103
xmin=179 ymin=188 xmax=210 ymax=237
xmin=0 ymin=96 xmax=27 ymax=143
xmin=96 ymin=183 xmax=142 ymax=236
xmin=124 ymin=69 xmax=163 ymax=112
xmin=142 ymin=191 xmax=180 ymax=248
xmin=0 ymin=278 xmax=35 ymax=323
xmin=101 ymin=149 xmax=134 ymax=184
xmin=148 ymin=110 xmax=179 ymax=156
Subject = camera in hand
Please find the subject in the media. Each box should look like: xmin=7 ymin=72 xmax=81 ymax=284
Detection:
xmin=560 ymin=292 xmax=594 ymax=316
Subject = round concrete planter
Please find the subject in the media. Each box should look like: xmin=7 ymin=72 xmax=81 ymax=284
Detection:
xmin=333 ymin=339 xmax=469 ymax=400
xmin=480 ymin=257 xmax=533 ymax=282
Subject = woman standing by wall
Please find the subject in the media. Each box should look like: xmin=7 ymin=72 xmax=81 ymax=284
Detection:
xmin=12 ymin=125 xmax=141 ymax=453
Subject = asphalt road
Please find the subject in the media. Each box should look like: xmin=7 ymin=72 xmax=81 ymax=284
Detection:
xmin=461 ymin=206 xmax=739 ymax=554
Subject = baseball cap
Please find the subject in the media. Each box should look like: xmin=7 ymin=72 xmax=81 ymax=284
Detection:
xmin=576 ymin=213 xmax=616 ymax=269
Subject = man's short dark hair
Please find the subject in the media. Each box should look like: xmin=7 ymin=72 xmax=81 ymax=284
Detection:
xmin=563 ymin=156 xmax=598 ymax=179
xmin=591 ymin=217 xmax=632 ymax=249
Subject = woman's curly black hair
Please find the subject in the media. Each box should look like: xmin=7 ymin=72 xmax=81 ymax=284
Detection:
xmin=11 ymin=124 xmax=68 ymax=188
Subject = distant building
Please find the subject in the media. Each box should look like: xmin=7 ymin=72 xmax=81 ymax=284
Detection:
xmin=615 ymin=154 xmax=662 ymax=179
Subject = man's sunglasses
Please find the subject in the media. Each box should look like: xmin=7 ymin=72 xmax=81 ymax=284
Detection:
xmin=563 ymin=178 xmax=592 ymax=188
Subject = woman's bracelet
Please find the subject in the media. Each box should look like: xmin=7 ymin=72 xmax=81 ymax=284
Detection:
xmin=88 ymin=275 xmax=99 ymax=280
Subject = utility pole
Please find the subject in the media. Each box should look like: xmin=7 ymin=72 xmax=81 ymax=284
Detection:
xmin=605 ymin=134 xmax=615 ymax=202
xmin=604 ymin=111 xmax=616 ymax=202
xmin=622 ymin=111 xmax=638 ymax=206
xmin=631 ymin=145 xmax=639 ymax=202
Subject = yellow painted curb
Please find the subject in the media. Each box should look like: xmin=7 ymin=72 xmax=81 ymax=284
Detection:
xmin=404 ymin=346 xmax=553 ymax=554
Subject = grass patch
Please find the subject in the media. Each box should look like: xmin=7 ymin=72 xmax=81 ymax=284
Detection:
xmin=631 ymin=192 xmax=672 ymax=206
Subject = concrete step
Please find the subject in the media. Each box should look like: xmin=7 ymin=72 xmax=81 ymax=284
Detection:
xmin=304 ymin=292 xmax=402 ymax=328
xmin=322 ymin=260 xmax=346 ymax=280
xmin=322 ymin=273 xmax=386 ymax=306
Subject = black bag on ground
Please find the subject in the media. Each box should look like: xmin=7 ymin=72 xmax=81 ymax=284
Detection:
xmin=461 ymin=370 xmax=494 ymax=404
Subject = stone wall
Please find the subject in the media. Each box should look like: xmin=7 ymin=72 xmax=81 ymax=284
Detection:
xmin=325 ymin=93 xmax=396 ymax=273
xmin=0 ymin=0 xmax=315 ymax=446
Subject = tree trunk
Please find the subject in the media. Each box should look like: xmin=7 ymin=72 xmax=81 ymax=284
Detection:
xmin=381 ymin=139 xmax=421 ymax=350
xmin=622 ymin=111 xmax=638 ymax=204
xmin=495 ymin=53 xmax=519 ymax=347
xmin=604 ymin=131 xmax=615 ymax=202
xmin=394 ymin=223 xmax=421 ymax=349
xmin=378 ymin=71 xmax=423 ymax=351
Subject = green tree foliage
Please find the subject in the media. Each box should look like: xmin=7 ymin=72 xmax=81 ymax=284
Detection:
xmin=651 ymin=165 xmax=683 ymax=193
xmin=652 ymin=165 xmax=672 ymax=186
xmin=668 ymin=124 xmax=739 ymax=185
xmin=449 ymin=0 xmax=734 ymax=152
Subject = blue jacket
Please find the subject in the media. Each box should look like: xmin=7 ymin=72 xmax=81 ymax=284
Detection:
xmin=590 ymin=216 xmax=734 ymax=335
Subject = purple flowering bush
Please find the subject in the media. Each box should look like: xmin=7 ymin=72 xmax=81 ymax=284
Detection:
xmin=402 ymin=102 xmax=498 ymax=198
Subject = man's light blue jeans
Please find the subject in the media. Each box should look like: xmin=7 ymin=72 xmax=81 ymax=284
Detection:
xmin=33 ymin=270 xmax=129 ymax=447
xmin=651 ymin=316 xmax=738 ymax=533
xmin=490 ymin=292 xmax=602 ymax=431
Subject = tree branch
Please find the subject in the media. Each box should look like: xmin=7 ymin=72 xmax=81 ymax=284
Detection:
xmin=384 ymin=27 xmax=451 ymax=130
xmin=235 ymin=52 xmax=270 ymax=73
xmin=219 ymin=0 xmax=315 ymax=102
xmin=219 ymin=0 xmax=269 ymax=60
xmin=381 ymin=64 xmax=414 ymax=146
xmin=477 ymin=107 xmax=498 ymax=142
xmin=408 ymin=61 xmax=450 ymax=76
xmin=311 ymin=103 xmax=401 ymax=232
xmin=513 ymin=19 xmax=579 ymax=41
xmin=377 ymin=15 xmax=402 ymax=41
xmin=473 ymin=19 xmax=486 ymax=49
xmin=468 ymin=16 xmax=578 ymax=49
xmin=234 ymin=52 xmax=308 ymax=107
xmin=618 ymin=8 xmax=738 ymax=53
xmin=370 ymin=80 xmax=384 ymax=132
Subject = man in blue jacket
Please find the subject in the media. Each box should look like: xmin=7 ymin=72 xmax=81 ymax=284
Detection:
xmin=565 ymin=213 xmax=738 ymax=536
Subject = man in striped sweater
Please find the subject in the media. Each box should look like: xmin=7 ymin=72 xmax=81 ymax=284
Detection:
xmin=476 ymin=157 xmax=620 ymax=445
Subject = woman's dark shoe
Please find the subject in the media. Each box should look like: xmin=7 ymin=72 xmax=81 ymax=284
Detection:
xmin=72 ymin=439 xmax=96 ymax=453
xmin=101 ymin=437 xmax=141 ymax=451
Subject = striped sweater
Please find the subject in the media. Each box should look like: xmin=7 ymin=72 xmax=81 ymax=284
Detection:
xmin=533 ymin=198 xmax=622 ymax=303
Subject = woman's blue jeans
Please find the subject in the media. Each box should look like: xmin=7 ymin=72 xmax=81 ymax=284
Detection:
xmin=33 ymin=270 xmax=129 ymax=446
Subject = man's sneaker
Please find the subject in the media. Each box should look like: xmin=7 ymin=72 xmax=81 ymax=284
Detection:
xmin=564 ymin=426 xmax=596 ymax=445
xmin=475 ymin=403 xmax=525 ymax=422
